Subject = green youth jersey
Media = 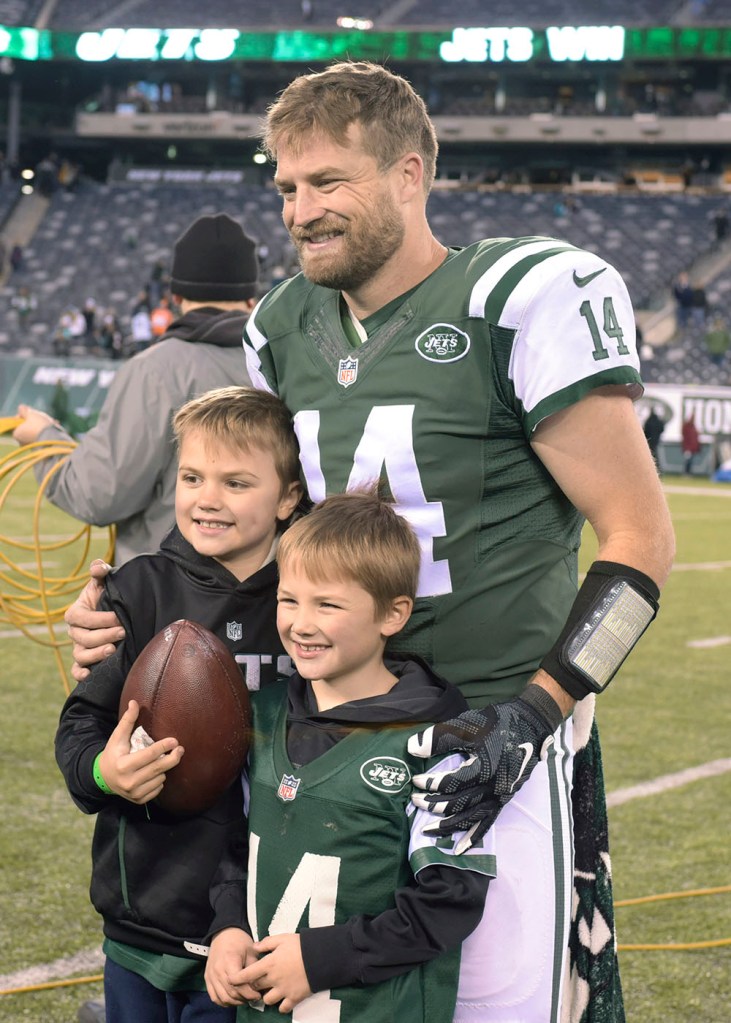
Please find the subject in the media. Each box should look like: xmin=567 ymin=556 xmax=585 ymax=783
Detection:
xmin=244 ymin=681 xmax=496 ymax=1023
xmin=244 ymin=238 xmax=642 ymax=705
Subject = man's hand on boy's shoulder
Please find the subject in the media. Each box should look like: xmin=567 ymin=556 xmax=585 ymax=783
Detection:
xmin=65 ymin=560 xmax=125 ymax=682
xmin=206 ymin=928 xmax=258 ymax=1007
xmin=407 ymin=681 xmax=564 ymax=852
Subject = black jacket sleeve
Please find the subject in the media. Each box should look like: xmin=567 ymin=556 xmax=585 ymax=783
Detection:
xmin=54 ymin=585 xmax=138 ymax=814
xmin=206 ymin=801 xmax=251 ymax=942
xmin=299 ymin=863 xmax=489 ymax=992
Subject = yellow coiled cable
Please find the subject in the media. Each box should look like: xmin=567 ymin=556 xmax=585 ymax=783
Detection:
xmin=0 ymin=418 xmax=115 ymax=695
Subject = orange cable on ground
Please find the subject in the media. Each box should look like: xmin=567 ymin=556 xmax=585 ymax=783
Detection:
xmin=0 ymin=974 xmax=103 ymax=996
xmin=616 ymin=884 xmax=731 ymax=951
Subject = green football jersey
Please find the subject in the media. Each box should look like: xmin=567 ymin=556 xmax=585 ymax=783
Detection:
xmin=244 ymin=681 xmax=496 ymax=1023
xmin=245 ymin=238 xmax=642 ymax=704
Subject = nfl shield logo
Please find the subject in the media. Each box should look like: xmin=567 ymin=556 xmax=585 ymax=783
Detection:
xmin=337 ymin=357 xmax=358 ymax=388
xmin=277 ymin=773 xmax=301 ymax=802
xmin=226 ymin=621 xmax=243 ymax=641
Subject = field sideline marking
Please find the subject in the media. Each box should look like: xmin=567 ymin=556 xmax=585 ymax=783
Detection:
xmin=663 ymin=484 xmax=731 ymax=498
xmin=606 ymin=758 xmax=731 ymax=807
xmin=688 ymin=635 xmax=731 ymax=648
xmin=0 ymin=945 xmax=104 ymax=990
xmin=0 ymin=624 xmax=65 ymax=639
xmin=672 ymin=559 xmax=731 ymax=571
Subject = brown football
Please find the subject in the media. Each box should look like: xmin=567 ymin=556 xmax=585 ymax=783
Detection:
xmin=119 ymin=619 xmax=251 ymax=816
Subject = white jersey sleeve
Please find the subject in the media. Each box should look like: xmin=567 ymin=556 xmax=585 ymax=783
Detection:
xmin=407 ymin=754 xmax=497 ymax=878
xmin=499 ymin=249 xmax=641 ymax=432
xmin=243 ymin=296 xmax=277 ymax=394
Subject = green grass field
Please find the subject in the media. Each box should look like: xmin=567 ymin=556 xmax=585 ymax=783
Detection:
xmin=0 ymin=442 xmax=728 ymax=1022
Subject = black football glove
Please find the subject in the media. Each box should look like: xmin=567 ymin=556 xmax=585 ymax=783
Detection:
xmin=407 ymin=684 xmax=563 ymax=852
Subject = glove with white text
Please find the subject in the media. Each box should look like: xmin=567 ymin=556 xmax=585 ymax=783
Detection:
xmin=407 ymin=684 xmax=563 ymax=852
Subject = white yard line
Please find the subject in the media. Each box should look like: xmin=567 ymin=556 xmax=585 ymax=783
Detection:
xmin=0 ymin=624 xmax=65 ymax=639
xmin=662 ymin=484 xmax=731 ymax=498
xmin=606 ymin=758 xmax=731 ymax=807
xmin=687 ymin=635 xmax=731 ymax=648
xmin=672 ymin=560 xmax=731 ymax=571
xmin=0 ymin=946 xmax=104 ymax=990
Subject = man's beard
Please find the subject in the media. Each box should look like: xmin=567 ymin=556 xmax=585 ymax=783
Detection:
xmin=292 ymin=195 xmax=405 ymax=292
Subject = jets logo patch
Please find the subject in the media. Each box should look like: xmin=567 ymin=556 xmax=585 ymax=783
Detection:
xmin=277 ymin=773 xmax=301 ymax=802
xmin=360 ymin=756 xmax=411 ymax=794
xmin=415 ymin=323 xmax=470 ymax=363
xmin=337 ymin=357 xmax=358 ymax=388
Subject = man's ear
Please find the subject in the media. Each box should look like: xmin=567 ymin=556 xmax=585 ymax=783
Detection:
xmin=380 ymin=595 xmax=413 ymax=638
xmin=396 ymin=152 xmax=424 ymax=202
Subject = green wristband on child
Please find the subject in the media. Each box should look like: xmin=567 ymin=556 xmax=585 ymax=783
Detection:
xmin=93 ymin=753 xmax=113 ymax=794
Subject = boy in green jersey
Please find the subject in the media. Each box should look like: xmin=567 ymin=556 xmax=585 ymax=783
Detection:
xmin=205 ymin=491 xmax=496 ymax=1022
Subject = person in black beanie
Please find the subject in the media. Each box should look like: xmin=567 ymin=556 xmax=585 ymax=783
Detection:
xmin=14 ymin=213 xmax=260 ymax=566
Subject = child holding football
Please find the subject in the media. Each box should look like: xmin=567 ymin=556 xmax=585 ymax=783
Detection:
xmin=204 ymin=491 xmax=496 ymax=1022
xmin=55 ymin=386 xmax=303 ymax=1023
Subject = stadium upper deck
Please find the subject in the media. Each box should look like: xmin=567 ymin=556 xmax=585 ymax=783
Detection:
xmin=0 ymin=0 xmax=728 ymax=30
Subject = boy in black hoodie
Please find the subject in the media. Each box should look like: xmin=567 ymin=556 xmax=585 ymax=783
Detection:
xmin=55 ymin=386 xmax=303 ymax=1022
xmin=205 ymin=492 xmax=496 ymax=1022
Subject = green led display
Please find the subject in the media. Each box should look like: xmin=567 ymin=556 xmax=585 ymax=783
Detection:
xmin=0 ymin=24 xmax=730 ymax=63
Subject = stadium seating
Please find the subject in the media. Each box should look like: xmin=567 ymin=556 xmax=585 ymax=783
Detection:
xmin=0 ymin=181 xmax=296 ymax=355
xmin=0 ymin=180 xmax=20 ymax=225
xmin=641 ymin=317 xmax=731 ymax=386
xmin=42 ymin=0 xmax=695 ymax=31
xmin=2 ymin=0 xmax=720 ymax=31
xmin=427 ymin=189 xmax=724 ymax=310
xmin=2 ymin=179 xmax=729 ymax=389
xmin=46 ymin=0 xmax=381 ymax=30
xmin=397 ymin=1 xmax=676 ymax=28
xmin=691 ymin=0 xmax=731 ymax=22
xmin=0 ymin=0 xmax=44 ymax=26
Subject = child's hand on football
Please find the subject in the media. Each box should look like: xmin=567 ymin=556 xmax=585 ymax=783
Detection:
xmin=98 ymin=700 xmax=183 ymax=803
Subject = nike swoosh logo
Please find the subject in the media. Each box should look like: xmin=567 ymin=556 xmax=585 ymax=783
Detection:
xmin=573 ymin=267 xmax=607 ymax=287
xmin=510 ymin=742 xmax=534 ymax=793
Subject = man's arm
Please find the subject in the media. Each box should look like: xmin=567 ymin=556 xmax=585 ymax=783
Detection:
xmin=16 ymin=355 xmax=171 ymax=528
xmin=533 ymin=390 xmax=674 ymax=590
xmin=409 ymin=390 xmax=675 ymax=847
xmin=529 ymin=389 xmax=674 ymax=711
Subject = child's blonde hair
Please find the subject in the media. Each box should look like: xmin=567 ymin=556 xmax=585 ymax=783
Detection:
xmin=277 ymin=489 xmax=420 ymax=616
xmin=173 ymin=386 xmax=300 ymax=495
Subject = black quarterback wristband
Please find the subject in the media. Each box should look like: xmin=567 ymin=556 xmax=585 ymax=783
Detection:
xmin=540 ymin=561 xmax=660 ymax=700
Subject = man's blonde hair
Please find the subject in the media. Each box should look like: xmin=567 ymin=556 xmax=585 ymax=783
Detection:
xmin=172 ymin=386 xmax=300 ymax=494
xmin=263 ymin=61 xmax=438 ymax=193
xmin=277 ymin=490 xmax=420 ymax=617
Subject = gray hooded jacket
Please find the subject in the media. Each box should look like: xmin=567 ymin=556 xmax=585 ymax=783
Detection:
xmin=34 ymin=307 xmax=248 ymax=565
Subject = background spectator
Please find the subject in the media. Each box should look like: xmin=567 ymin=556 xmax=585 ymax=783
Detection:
xmin=12 ymin=212 xmax=260 ymax=566
xmin=682 ymin=415 xmax=701 ymax=474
